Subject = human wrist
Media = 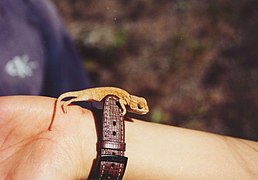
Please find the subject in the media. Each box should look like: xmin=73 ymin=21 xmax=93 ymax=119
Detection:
xmin=54 ymin=105 xmax=98 ymax=179
xmin=72 ymin=109 xmax=98 ymax=178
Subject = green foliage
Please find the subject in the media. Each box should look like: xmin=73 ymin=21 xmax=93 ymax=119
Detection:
xmin=114 ymin=30 xmax=127 ymax=48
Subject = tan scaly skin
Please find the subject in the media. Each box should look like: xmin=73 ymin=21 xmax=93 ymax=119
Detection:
xmin=49 ymin=87 xmax=149 ymax=130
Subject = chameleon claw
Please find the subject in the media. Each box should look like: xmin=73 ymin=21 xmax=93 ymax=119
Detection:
xmin=61 ymin=104 xmax=68 ymax=113
xmin=122 ymin=110 xmax=126 ymax=116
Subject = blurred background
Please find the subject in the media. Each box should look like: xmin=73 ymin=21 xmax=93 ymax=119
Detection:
xmin=52 ymin=0 xmax=258 ymax=141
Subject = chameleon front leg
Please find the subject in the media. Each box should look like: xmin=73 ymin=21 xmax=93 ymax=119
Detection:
xmin=119 ymin=98 xmax=127 ymax=115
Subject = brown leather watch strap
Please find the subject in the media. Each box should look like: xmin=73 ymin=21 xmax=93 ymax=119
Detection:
xmin=88 ymin=96 xmax=128 ymax=180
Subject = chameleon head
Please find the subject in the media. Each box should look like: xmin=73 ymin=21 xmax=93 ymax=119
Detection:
xmin=128 ymin=95 xmax=149 ymax=114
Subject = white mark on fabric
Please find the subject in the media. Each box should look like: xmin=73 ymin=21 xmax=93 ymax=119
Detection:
xmin=5 ymin=55 xmax=38 ymax=78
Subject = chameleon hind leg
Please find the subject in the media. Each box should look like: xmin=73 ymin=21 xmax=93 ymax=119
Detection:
xmin=62 ymin=96 xmax=88 ymax=113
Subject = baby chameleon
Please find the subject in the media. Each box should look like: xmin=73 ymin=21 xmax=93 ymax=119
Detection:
xmin=49 ymin=87 xmax=149 ymax=130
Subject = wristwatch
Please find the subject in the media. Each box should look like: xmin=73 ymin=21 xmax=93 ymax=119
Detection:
xmin=88 ymin=95 xmax=128 ymax=180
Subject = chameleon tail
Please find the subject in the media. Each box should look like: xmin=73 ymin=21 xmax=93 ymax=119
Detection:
xmin=48 ymin=99 xmax=59 ymax=131
xmin=48 ymin=91 xmax=78 ymax=131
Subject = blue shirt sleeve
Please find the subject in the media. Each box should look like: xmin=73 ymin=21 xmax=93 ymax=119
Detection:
xmin=0 ymin=0 xmax=91 ymax=97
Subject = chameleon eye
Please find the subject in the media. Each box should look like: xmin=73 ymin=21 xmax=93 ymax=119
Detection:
xmin=138 ymin=103 xmax=144 ymax=109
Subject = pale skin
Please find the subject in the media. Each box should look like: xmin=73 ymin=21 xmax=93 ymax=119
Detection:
xmin=0 ymin=96 xmax=257 ymax=179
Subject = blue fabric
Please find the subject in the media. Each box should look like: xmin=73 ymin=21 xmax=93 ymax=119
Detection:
xmin=0 ymin=0 xmax=91 ymax=97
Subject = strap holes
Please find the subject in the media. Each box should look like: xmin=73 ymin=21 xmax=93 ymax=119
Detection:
xmin=113 ymin=131 xmax=116 ymax=136
xmin=113 ymin=121 xmax=117 ymax=126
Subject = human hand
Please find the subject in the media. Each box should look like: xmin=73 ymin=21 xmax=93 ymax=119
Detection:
xmin=0 ymin=96 xmax=97 ymax=179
